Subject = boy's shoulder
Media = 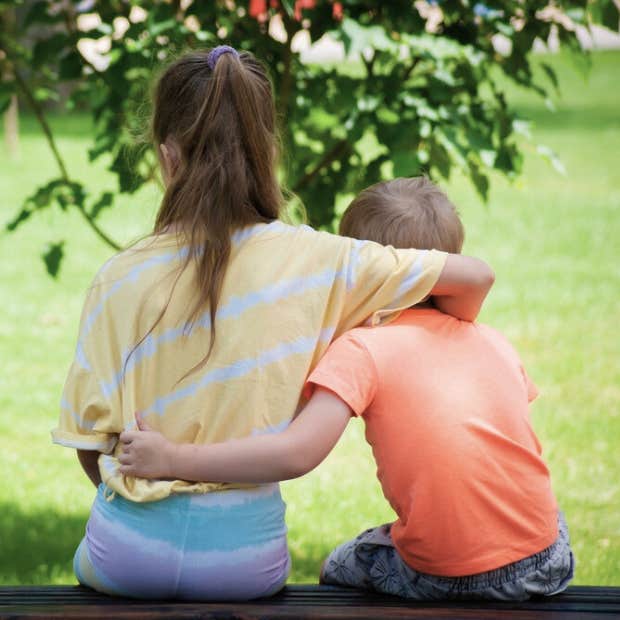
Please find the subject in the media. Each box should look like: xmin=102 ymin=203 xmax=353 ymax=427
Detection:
xmin=345 ymin=309 xmax=522 ymax=359
xmin=329 ymin=310 xmax=429 ymax=356
xmin=474 ymin=321 xmax=525 ymax=364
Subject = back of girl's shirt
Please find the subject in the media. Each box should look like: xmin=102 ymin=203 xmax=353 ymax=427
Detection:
xmin=53 ymin=222 xmax=446 ymax=501
xmin=306 ymin=307 xmax=558 ymax=577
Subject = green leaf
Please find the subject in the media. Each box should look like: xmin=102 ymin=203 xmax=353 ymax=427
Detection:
xmin=480 ymin=149 xmax=497 ymax=167
xmin=537 ymin=144 xmax=567 ymax=176
xmin=470 ymin=164 xmax=489 ymax=201
xmin=495 ymin=143 xmax=523 ymax=175
xmin=429 ymin=139 xmax=451 ymax=179
xmin=601 ymin=1 xmax=620 ymax=31
xmin=110 ymin=150 xmax=142 ymax=193
xmin=437 ymin=128 xmax=468 ymax=169
xmin=540 ymin=62 xmax=559 ymax=93
xmin=24 ymin=1 xmax=59 ymax=27
xmin=6 ymin=208 xmax=33 ymax=232
xmin=391 ymin=150 xmax=419 ymax=177
xmin=376 ymin=108 xmax=399 ymax=125
xmin=59 ymin=52 xmax=84 ymax=80
xmin=33 ymin=87 xmax=60 ymax=103
xmin=89 ymin=132 xmax=116 ymax=162
xmin=89 ymin=192 xmax=115 ymax=219
xmin=339 ymin=18 xmax=396 ymax=57
xmin=565 ymin=8 xmax=586 ymax=24
xmin=148 ymin=18 xmax=177 ymax=37
xmin=544 ymin=97 xmax=557 ymax=112
xmin=280 ymin=0 xmax=295 ymax=18
xmin=26 ymin=180 xmax=63 ymax=209
xmin=354 ymin=129 xmax=387 ymax=166
xmin=0 ymin=82 xmax=15 ymax=114
xmin=32 ymin=33 xmax=71 ymax=68
xmin=42 ymin=241 xmax=65 ymax=278
xmin=357 ymin=94 xmax=380 ymax=112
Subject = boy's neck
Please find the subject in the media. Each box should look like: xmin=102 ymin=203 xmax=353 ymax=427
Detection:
xmin=410 ymin=299 xmax=435 ymax=310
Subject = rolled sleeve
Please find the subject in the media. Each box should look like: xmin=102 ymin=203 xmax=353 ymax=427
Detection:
xmin=340 ymin=240 xmax=447 ymax=332
xmin=51 ymin=428 xmax=116 ymax=453
xmin=52 ymin=364 xmax=118 ymax=453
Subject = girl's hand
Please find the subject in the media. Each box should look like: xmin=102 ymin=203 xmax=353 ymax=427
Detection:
xmin=118 ymin=415 xmax=177 ymax=479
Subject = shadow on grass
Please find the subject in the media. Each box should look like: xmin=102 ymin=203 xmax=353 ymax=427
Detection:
xmin=288 ymin=540 xmax=334 ymax=584
xmin=0 ymin=502 xmax=87 ymax=584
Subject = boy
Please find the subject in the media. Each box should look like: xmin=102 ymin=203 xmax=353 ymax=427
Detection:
xmin=119 ymin=177 xmax=574 ymax=600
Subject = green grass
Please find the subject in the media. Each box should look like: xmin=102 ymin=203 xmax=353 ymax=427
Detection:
xmin=1 ymin=49 xmax=619 ymax=586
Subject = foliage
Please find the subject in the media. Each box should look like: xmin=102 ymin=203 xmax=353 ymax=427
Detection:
xmin=1 ymin=0 xmax=619 ymax=274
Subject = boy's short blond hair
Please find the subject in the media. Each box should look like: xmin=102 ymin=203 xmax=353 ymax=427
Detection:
xmin=339 ymin=177 xmax=464 ymax=254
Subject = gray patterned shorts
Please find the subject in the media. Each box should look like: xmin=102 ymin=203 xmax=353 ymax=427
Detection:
xmin=321 ymin=512 xmax=574 ymax=601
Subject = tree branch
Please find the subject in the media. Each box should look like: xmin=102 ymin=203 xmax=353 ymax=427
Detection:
xmin=403 ymin=56 xmax=421 ymax=82
xmin=13 ymin=70 xmax=69 ymax=179
xmin=13 ymin=69 xmax=121 ymax=250
xmin=293 ymin=138 xmax=350 ymax=193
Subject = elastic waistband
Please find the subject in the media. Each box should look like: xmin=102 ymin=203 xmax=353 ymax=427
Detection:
xmin=427 ymin=512 xmax=570 ymax=590
xmin=99 ymin=482 xmax=281 ymax=506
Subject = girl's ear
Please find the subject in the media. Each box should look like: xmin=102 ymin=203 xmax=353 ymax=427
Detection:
xmin=159 ymin=140 xmax=180 ymax=185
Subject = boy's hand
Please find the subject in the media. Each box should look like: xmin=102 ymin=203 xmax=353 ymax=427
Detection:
xmin=118 ymin=415 xmax=176 ymax=479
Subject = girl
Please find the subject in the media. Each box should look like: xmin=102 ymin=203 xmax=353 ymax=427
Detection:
xmin=53 ymin=47 xmax=494 ymax=600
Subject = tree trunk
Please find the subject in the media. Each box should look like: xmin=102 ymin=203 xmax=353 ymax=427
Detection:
xmin=4 ymin=95 xmax=20 ymax=158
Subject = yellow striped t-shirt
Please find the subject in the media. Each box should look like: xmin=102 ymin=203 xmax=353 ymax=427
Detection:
xmin=52 ymin=221 xmax=446 ymax=501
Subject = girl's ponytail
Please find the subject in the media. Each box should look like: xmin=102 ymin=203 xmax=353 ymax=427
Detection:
xmin=150 ymin=48 xmax=283 ymax=370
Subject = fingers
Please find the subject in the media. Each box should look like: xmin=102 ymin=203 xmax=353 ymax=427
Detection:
xmin=119 ymin=464 xmax=135 ymax=475
xmin=118 ymin=453 xmax=133 ymax=475
xmin=118 ymin=451 xmax=139 ymax=476
xmin=119 ymin=430 xmax=139 ymax=444
xmin=118 ymin=452 xmax=132 ymax=465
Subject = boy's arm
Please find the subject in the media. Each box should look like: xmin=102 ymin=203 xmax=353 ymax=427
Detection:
xmin=118 ymin=387 xmax=352 ymax=483
xmin=77 ymin=449 xmax=102 ymax=487
xmin=430 ymin=254 xmax=495 ymax=322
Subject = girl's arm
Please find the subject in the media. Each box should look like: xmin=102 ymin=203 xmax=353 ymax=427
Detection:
xmin=340 ymin=240 xmax=493 ymax=331
xmin=118 ymin=387 xmax=352 ymax=483
xmin=431 ymin=254 xmax=495 ymax=322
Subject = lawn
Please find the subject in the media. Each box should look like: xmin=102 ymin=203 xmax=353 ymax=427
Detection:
xmin=0 ymin=49 xmax=618 ymax=586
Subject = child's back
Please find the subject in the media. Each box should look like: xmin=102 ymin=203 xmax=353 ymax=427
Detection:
xmin=308 ymin=306 xmax=558 ymax=576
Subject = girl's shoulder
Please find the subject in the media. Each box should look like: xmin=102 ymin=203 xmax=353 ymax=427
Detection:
xmin=237 ymin=220 xmax=356 ymax=259
xmin=90 ymin=233 xmax=184 ymax=289
xmin=257 ymin=220 xmax=350 ymax=244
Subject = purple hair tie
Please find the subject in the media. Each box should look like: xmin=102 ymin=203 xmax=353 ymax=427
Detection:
xmin=207 ymin=45 xmax=240 ymax=70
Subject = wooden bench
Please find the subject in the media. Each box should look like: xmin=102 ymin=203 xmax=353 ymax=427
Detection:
xmin=1 ymin=585 xmax=619 ymax=619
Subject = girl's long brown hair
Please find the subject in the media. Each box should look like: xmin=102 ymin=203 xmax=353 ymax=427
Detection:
xmin=150 ymin=49 xmax=284 ymax=364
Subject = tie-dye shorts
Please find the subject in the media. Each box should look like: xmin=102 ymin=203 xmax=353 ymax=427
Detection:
xmin=74 ymin=483 xmax=290 ymax=600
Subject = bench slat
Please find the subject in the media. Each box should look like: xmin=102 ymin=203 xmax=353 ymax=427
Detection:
xmin=0 ymin=585 xmax=617 ymax=620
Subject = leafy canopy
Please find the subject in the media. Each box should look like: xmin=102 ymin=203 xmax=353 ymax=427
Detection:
xmin=1 ymin=0 xmax=618 ymax=275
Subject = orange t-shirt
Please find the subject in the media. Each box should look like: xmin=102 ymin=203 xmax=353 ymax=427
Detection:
xmin=307 ymin=308 xmax=558 ymax=576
